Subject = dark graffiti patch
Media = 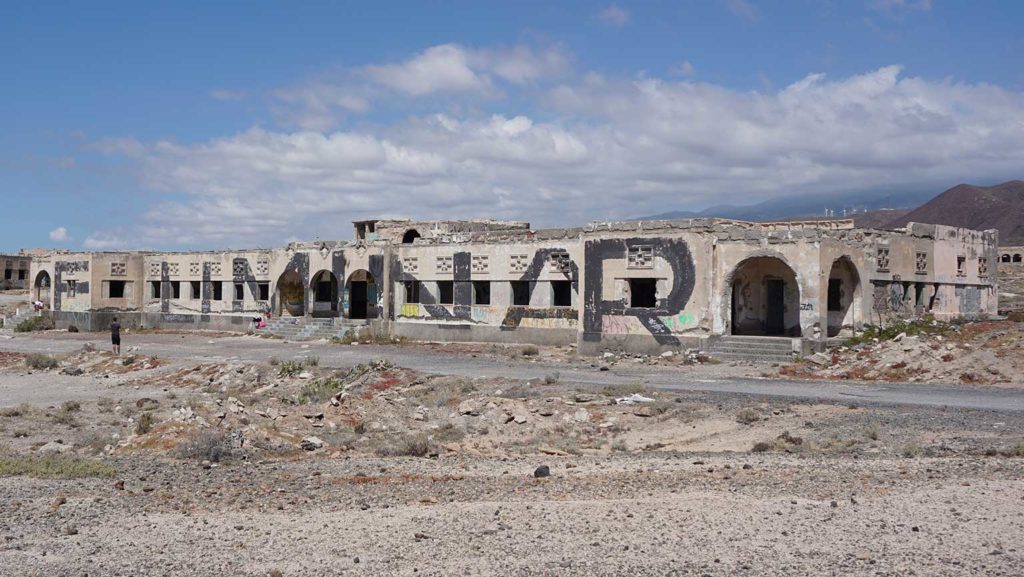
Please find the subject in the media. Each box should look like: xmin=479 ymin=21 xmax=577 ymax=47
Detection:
xmin=161 ymin=262 xmax=170 ymax=313
xmin=500 ymin=306 xmax=576 ymax=329
xmin=582 ymin=238 xmax=695 ymax=345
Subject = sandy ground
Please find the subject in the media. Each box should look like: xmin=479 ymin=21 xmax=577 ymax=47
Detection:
xmin=0 ymin=332 xmax=1023 ymax=576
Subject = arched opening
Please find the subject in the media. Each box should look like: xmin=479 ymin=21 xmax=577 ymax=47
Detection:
xmin=730 ymin=256 xmax=800 ymax=337
xmin=1002 ymin=254 xmax=1012 ymax=263
xmin=34 ymin=271 xmax=51 ymax=306
xmin=345 ymin=269 xmax=377 ymax=320
xmin=1015 ymin=254 xmax=1022 ymax=263
xmin=402 ymin=229 xmax=421 ymax=244
xmin=826 ymin=257 xmax=861 ymax=337
xmin=275 ymin=270 xmax=305 ymax=317
xmin=309 ymin=270 xmax=340 ymax=318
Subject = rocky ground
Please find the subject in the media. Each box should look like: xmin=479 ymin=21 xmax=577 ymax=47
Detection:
xmin=1 ymin=334 xmax=1023 ymax=576
xmin=779 ymin=319 xmax=1024 ymax=386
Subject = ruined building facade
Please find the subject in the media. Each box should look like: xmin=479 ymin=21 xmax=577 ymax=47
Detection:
xmin=29 ymin=218 xmax=998 ymax=354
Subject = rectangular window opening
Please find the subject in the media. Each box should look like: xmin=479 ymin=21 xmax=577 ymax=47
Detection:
xmin=473 ymin=281 xmax=490 ymax=305
xmin=150 ymin=281 xmax=161 ymax=299
xmin=552 ymin=280 xmax=573 ymax=307
xmin=511 ymin=281 xmax=531 ymax=306
xmin=212 ymin=282 xmax=223 ymax=301
xmin=67 ymin=280 xmax=76 ymax=298
xmin=628 ymin=278 xmax=657 ymax=308
xmin=403 ymin=281 xmax=421 ymax=304
xmin=170 ymin=281 xmax=181 ymax=299
xmin=234 ymin=283 xmax=244 ymax=301
xmin=257 ymin=282 xmax=269 ymax=301
xmin=108 ymin=280 xmax=126 ymax=299
xmin=190 ymin=281 xmax=201 ymax=300
xmin=437 ymin=281 xmax=454 ymax=305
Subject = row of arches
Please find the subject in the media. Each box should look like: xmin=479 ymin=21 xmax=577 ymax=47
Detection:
xmin=1001 ymin=253 xmax=1022 ymax=263
xmin=729 ymin=255 xmax=860 ymax=338
xmin=275 ymin=269 xmax=377 ymax=319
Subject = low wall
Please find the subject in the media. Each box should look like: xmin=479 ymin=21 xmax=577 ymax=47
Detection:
xmin=577 ymin=332 xmax=707 ymax=356
xmin=52 ymin=311 xmax=253 ymax=333
xmin=391 ymin=321 xmax=576 ymax=347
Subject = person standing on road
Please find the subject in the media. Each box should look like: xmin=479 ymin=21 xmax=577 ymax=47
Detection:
xmin=110 ymin=317 xmax=121 ymax=356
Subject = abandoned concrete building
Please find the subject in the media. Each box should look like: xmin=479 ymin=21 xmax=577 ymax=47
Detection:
xmin=27 ymin=217 xmax=998 ymax=356
xmin=1 ymin=253 xmax=32 ymax=290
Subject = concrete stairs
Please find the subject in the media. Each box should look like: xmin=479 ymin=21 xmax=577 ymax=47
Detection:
xmin=706 ymin=335 xmax=798 ymax=364
xmin=1 ymin=309 xmax=42 ymax=332
xmin=258 ymin=316 xmax=368 ymax=341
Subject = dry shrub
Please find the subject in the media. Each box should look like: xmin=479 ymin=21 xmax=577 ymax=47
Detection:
xmin=736 ymin=408 xmax=760 ymax=425
xmin=373 ymin=434 xmax=433 ymax=457
xmin=25 ymin=354 xmax=59 ymax=370
xmin=135 ymin=412 xmax=155 ymax=435
xmin=175 ymin=430 xmax=233 ymax=462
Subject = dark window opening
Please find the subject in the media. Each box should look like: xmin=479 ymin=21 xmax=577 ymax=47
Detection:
xmin=437 ymin=281 xmax=454 ymax=304
xmin=212 ymin=282 xmax=223 ymax=301
xmin=18 ymin=269 xmax=26 ymax=280
xmin=108 ymin=280 xmax=126 ymax=299
xmin=150 ymin=281 xmax=161 ymax=299
xmin=915 ymin=283 xmax=926 ymax=307
xmin=314 ymin=281 xmax=332 ymax=302
xmin=1002 ymin=254 xmax=1011 ymax=263
xmin=3 ymin=269 xmax=10 ymax=280
xmin=511 ymin=281 xmax=531 ymax=306
xmin=1015 ymin=254 xmax=1023 ymax=263
xmin=628 ymin=278 xmax=657 ymax=308
xmin=190 ymin=281 xmax=201 ymax=300
xmin=170 ymin=281 xmax=181 ymax=299
xmin=957 ymin=256 xmax=967 ymax=275
xmin=404 ymin=281 xmax=421 ymax=304
xmin=257 ymin=282 xmax=269 ymax=301
xmin=402 ymin=229 xmax=421 ymax=244
xmin=552 ymin=280 xmax=572 ymax=307
xmin=234 ymin=283 xmax=244 ymax=301
xmin=473 ymin=281 xmax=490 ymax=305
xmin=67 ymin=280 xmax=76 ymax=298
xmin=928 ymin=283 xmax=939 ymax=311
xmin=827 ymin=279 xmax=842 ymax=311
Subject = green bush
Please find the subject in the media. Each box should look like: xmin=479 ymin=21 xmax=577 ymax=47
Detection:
xmin=15 ymin=316 xmax=55 ymax=332
xmin=277 ymin=360 xmax=304 ymax=377
xmin=298 ymin=376 xmax=345 ymax=404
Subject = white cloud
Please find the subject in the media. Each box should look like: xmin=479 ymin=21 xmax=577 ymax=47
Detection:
xmin=364 ymin=44 xmax=490 ymax=96
xmin=725 ymin=0 xmax=758 ymax=21
xmin=83 ymin=232 xmax=127 ymax=250
xmin=48 ymin=227 xmax=69 ymax=242
xmin=596 ymin=5 xmax=630 ymax=27
xmin=92 ymin=57 xmax=1024 ymax=249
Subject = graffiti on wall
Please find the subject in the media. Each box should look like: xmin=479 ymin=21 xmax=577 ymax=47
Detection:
xmin=53 ymin=261 xmax=90 ymax=312
xmin=582 ymin=238 xmax=696 ymax=346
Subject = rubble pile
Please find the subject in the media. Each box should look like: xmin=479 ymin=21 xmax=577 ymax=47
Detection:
xmin=781 ymin=320 xmax=1023 ymax=385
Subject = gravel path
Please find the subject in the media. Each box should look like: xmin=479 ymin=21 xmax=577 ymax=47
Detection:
xmin=3 ymin=332 xmax=1024 ymax=412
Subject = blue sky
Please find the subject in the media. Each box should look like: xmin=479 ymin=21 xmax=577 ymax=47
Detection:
xmin=2 ymin=0 xmax=1023 ymax=251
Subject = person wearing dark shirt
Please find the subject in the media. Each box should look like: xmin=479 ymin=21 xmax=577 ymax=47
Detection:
xmin=110 ymin=317 xmax=121 ymax=356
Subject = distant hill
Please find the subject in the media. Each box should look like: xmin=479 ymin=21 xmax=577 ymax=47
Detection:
xmin=884 ymin=181 xmax=1024 ymax=245
xmin=638 ymin=180 xmax=1024 ymax=246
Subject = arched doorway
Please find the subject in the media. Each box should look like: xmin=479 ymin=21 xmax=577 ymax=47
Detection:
xmin=402 ymin=229 xmax=421 ymax=244
xmin=275 ymin=270 xmax=305 ymax=317
xmin=1002 ymin=254 xmax=1012 ymax=263
xmin=730 ymin=256 xmax=800 ymax=337
xmin=34 ymin=271 xmax=51 ymax=306
xmin=345 ymin=269 xmax=376 ymax=319
xmin=826 ymin=257 xmax=861 ymax=337
xmin=309 ymin=270 xmax=339 ymax=318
